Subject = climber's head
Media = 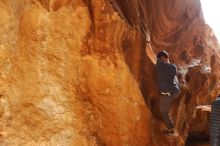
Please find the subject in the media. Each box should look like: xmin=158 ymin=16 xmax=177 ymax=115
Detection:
xmin=157 ymin=50 xmax=169 ymax=63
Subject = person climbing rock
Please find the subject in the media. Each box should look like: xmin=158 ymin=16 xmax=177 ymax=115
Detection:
xmin=156 ymin=51 xmax=180 ymax=135
xmin=197 ymin=95 xmax=220 ymax=146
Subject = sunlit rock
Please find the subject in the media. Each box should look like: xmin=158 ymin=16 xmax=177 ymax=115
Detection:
xmin=0 ymin=0 xmax=219 ymax=146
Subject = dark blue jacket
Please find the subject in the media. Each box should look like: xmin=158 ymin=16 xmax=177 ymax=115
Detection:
xmin=156 ymin=59 xmax=180 ymax=93
xmin=210 ymin=97 xmax=220 ymax=138
xmin=210 ymin=97 xmax=220 ymax=146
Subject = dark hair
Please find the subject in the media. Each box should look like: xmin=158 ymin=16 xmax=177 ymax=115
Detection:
xmin=157 ymin=51 xmax=169 ymax=59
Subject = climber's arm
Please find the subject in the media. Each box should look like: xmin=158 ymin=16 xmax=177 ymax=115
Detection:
xmin=196 ymin=105 xmax=211 ymax=112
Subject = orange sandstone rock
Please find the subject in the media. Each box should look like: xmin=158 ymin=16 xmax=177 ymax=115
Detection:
xmin=0 ymin=0 xmax=219 ymax=146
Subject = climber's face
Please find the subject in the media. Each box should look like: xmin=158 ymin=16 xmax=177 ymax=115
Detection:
xmin=161 ymin=56 xmax=169 ymax=63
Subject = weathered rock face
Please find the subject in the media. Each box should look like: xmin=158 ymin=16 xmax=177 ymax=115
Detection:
xmin=0 ymin=0 xmax=152 ymax=146
xmin=111 ymin=0 xmax=220 ymax=145
xmin=0 ymin=0 xmax=219 ymax=146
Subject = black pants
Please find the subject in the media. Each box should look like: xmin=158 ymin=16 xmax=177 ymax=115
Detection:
xmin=211 ymin=136 xmax=220 ymax=146
xmin=159 ymin=91 xmax=179 ymax=129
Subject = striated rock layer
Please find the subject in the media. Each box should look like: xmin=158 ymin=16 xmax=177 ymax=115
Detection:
xmin=0 ymin=0 xmax=219 ymax=146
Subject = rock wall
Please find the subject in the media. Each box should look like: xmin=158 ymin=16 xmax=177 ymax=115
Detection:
xmin=0 ymin=0 xmax=219 ymax=146
xmin=111 ymin=0 xmax=220 ymax=145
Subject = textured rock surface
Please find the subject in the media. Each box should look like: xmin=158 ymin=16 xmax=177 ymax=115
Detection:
xmin=111 ymin=0 xmax=220 ymax=145
xmin=0 ymin=0 xmax=152 ymax=146
xmin=0 ymin=0 xmax=219 ymax=146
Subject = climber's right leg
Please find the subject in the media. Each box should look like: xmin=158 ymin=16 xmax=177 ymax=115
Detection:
xmin=160 ymin=94 xmax=174 ymax=130
xmin=159 ymin=91 xmax=179 ymax=135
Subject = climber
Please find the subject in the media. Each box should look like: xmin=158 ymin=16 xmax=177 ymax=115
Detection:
xmin=197 ymin=95 xmax=220 ymax=146
xmin=156 ymin=50 xmax=180 ymax=135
